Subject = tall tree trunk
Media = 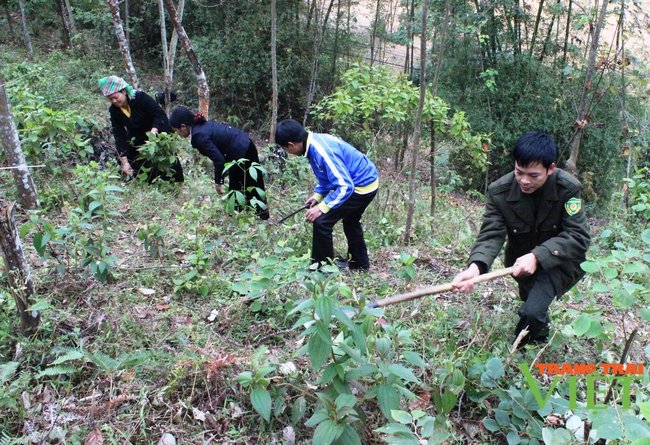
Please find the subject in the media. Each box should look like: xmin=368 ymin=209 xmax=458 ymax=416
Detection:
xmin=4 ymin=1 xmax=16 ymax=43
xmin=64 ymin=0 xmax=76 ymax=33
xmin=329 ymin=0 xmax=342 ymax=83
xmin=302 ymin=0 xmax=336 ymax=126
xmin=124 ymin=0 xmax=130 ymax=46
xmin=528 ymin=0 xmax=545 ymax=59
xmin=403 ymin=0 xmax=414 ymax=76
xmin=403 ymin=0 xmax=428 ymax=246
xmin=106 ymin=0 xmax=139 ymax=89
xmin=620 ymin=0 xmax=631 ymax=208
xmin=158 ymin=0 xmax=171 ymax=114
xmin=345 ymin=0 xmax=352 ymax=69
xmin=561 ymin=0 xmax=572 ymax=68
xmin=566 ymin=0 xmax=608 ymax=175
xmin=0 ymin=71 xmax=40 ymax=211
xmin=17 ymin=0 xmax=33 ymax=60
xmin=428 ymin=0 xmax=450 ymax=218
xmin=167 ymin=0 xmax=185 ymax=96
xmin=0 ymin=202 xmax=40 ymax=337
xmin=538 ymin=2 xmax=559 ymax=63
xmin=162 ymin=0 xmax=210 ymax=117
xmin=270 ymin=0 xmax=278 ymax=143
xmin=55 ymin=0 xmax=73 ymax=50
xmin=429 ymin=122 xmax=436 ymax=217
xmin=370 ymin=0 xmax=381 ymax=66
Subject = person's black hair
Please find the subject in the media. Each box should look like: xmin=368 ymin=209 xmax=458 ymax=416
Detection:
xmin=275 ymin=119 xmax=308 ymax=147
xmin=513 ymin=131 xmax=556 ymax=169
xmin=169 ymin=106 xmax=207 ymax=128
xmin=156 ymin=90 xmax=177 ymax=106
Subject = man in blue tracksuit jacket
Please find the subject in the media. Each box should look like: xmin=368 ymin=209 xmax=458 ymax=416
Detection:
xmin=276 ymin=120 xmax=379 ymax=270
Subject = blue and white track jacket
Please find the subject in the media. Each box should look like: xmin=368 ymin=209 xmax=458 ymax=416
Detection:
xmin=306 ymin=132 xmax=379 ymax=213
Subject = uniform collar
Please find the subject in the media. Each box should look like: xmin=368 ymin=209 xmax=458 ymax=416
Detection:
xmin=304 ymin=132 xmax=313 ymax=157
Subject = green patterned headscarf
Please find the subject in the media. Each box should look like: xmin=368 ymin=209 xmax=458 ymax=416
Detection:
xmin=98 ymin=76 xmax=136 ymax=99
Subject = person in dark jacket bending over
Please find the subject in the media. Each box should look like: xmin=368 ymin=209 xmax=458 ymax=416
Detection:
xmin=169 ymin=106 xmax=269 ymax=220
xmin=275 ymin=119 xmax=379 ymax=271
xmin=98 ymin=76 xmax=184 ymax=183
xmin=451 ymin=131 xmax=590 ymax=346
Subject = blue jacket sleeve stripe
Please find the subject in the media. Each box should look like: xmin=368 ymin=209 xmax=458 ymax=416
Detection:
xmin=311 ymin=135 xmax=354 ymax=209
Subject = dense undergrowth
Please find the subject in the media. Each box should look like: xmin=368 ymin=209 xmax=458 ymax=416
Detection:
xmin=1 ymin=47 xmax=650 ymax=445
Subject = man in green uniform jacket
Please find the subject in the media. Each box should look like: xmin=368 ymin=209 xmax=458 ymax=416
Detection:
xmin=451 ymin=131 xmax=591 ymax=345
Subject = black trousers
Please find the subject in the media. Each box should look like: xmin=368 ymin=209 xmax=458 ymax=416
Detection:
xmin=311 ymin=190 xmax=377 ymax=269
xmin=228 ymin=141 xmax=269 ymax=220
xmin=514 ymin=270 xmax=556 ymax=343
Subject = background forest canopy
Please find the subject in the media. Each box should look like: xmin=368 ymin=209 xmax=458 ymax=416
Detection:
xmin=0 ymin=0 xmax=649 ymax=204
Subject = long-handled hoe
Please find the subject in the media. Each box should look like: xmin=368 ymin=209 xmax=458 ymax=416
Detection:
xmin=366 ymin=267 xmax=515 ymax=308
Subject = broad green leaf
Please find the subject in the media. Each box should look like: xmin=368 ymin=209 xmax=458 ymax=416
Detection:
xmin=580 ymin=261 xmax=600 ymax=273
xmin=483 ymin=418 xmax=500 ymax=432
xmin=378 ymin=384 xmax=400 ymax=420
xmin=250 ymin=388 xmax=272 ymax=422
xmin=630 ymin=439 xmax=650 ymax=445
xmin=612 ymin=290 xmax=635 ymax=309
xmin=374 ymin=422 xmax=416 ymax=436
xmin=391 ymin=410 xmax=412 ymax=424
xmin=387 ymin=364 xmax=418 ymax=382
xmin=401 ymin=351 xmax=427 ymax=367
xmin=486 ymin=357 xmax=504 ymax=379
xmin=642 ymin=229 xmax=650 ymax=245
xmin=305 ymin=411 xmax=329 ymax=427
xmin=506 ymin=431 xmax=521 ymax=445
xmin=494 ymin=409 xmax=510 ymax=426
xmin=316 ymin=296 xmax=333 ymax=325
xmin=308 ymin=333 xmax=331 ymax=370
xmin=592 ymin=409 xmax=623 ymax=440
xmin=315 ymin=320 xmax=333 ymax=345
xmin=0 ymin=361 xmax=20 ymax=384
xmin=450 ymin=369 xmax=466 ymax=393
xmin=291 ymin=396 xmax=307 ymax=425
xmin=345 ymin=364 xmax=378 ymax=381
xmin=639 ymin=402 xmax=650 ymax=421
xmin=335 ymin=394 xmax=356 ymax=409
xmin=603 ymin=268 xmax=618 ymax=280
xmin=440 ymin=390 xmax=457 ymax=414
xmin=624 ymin=262 xmax=649 ymax=274
xmin=332 ymin=425 xmax=361 ymax=445
xmin=592 ymin=282 xmax=610 ymax=293
xmin=313 ymin=419 xmax=344 ymax=445
xmin=572 ymin=313 xmax=592 ymax=336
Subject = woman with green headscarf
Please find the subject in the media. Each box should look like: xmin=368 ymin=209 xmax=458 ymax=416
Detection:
xmin=98 ymin=75 xmax=184 ymax=183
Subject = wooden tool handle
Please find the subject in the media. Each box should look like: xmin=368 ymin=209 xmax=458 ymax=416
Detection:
xmin=368 ymin=266 xmax=515 ymax=308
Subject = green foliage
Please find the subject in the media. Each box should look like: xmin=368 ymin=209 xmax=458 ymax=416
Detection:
xmin=232 ymin=261 xmax=431 ymax=443
xmin=236 ymin=347 xmax=276 ymax=422
xmin=222 ymin=159 xmax=268 ymax=215
xmin=393 ymin=251 xmax=417 ymax=284
xmin=37 ymin=346 xmax=153 ymax=379
xmin=136 ymin=222 xmax=166 ymax=259
xmin=311 ymin=63 xmax=486 ymax=171
xmin=136 ymin=132 xmax=183 ymax=181
xmin=9 ymin=86 xmax=95 ymax=175
xmin=567 ymin=228 xmax=650 ymax=342
xmin=626 ymin=168 xmax=650 ymax=220
xmin=23 ymin=161 xmax=123 ymax=282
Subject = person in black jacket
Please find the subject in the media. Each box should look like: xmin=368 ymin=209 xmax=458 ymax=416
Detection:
xmin=451 ymin=132 xmax=590 ymax=346
xmin=98 ymin=76 xmax=184 ymax=183
xmin=169 ymin=106 xmax=269 ymax=220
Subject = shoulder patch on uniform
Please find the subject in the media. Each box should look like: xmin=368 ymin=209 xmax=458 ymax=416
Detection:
xmin=565 ymin=197 xmax=582 ymax=216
